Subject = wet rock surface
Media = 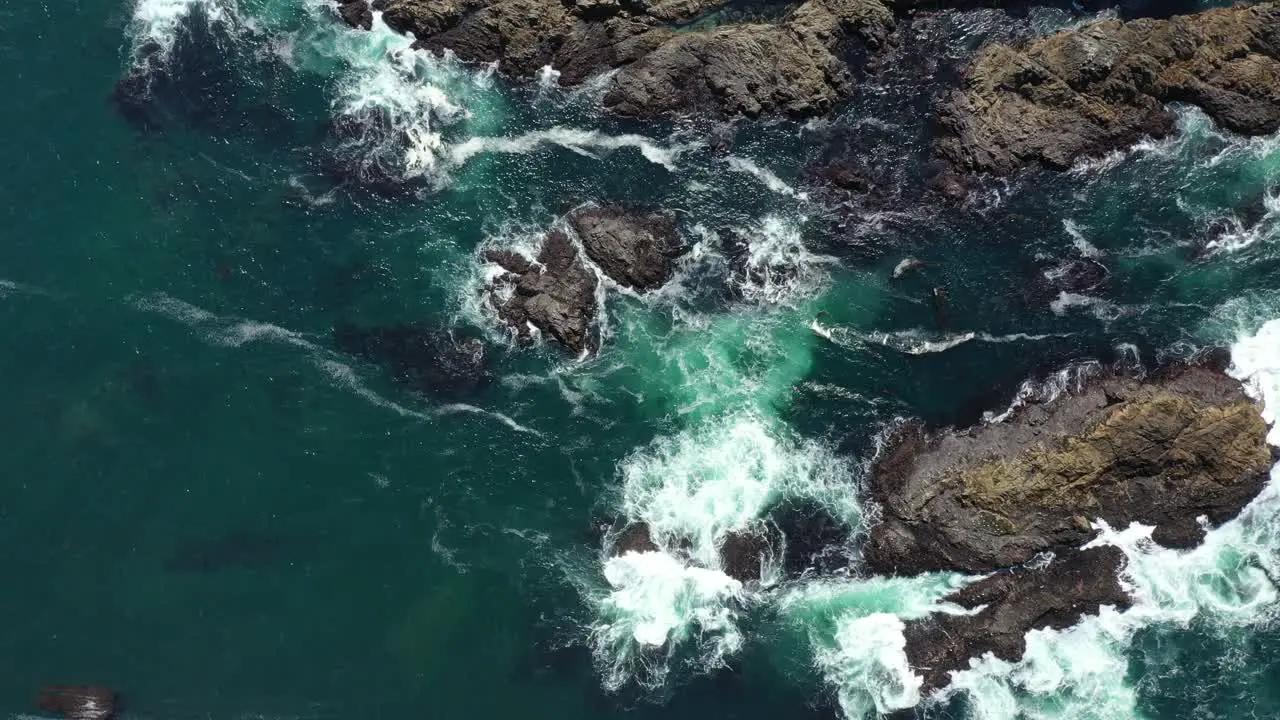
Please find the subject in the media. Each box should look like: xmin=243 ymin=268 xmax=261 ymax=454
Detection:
xmin=485 ymin=231 xmax=599 ymax=354
xmin=718 ymin=523 xmax=782 ymax=582
xmin=864 ymin=362 xmax=1274 ymax=576
xmin=611 ymin=522 xmax=659 ymax=555
xmin=902 ymin=545 xmax=1132 ymax=692
xmin=938 ymin=2 xmax=1280 ymax=174
xmin=349 ymin=0 xmax=895 ymax=118
xmin=570 ymin=206 xmax=685 ymax=291
xmin=37 ymin=686 xmax=119 ymax=720
xmin=334 ymin=323 xmax=491 ymax=398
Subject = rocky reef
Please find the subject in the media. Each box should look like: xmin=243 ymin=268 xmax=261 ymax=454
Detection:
xmin=864 ymin=363 xmax=1273 ymax=576
xmin=861 ymin=359 xmax=1273 ymax=690
xmin=902 ymin=545 xmax=1132 ymax=692
xmin=338 ymin=0 xmax=894 ymax=117
xmin=939 ymin=2 xmax=1280 ymax=174
xmin=483 ymin=206 xmax=685 ymax=352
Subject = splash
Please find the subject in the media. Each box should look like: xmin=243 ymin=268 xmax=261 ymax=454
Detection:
xmin=449 ymin=127 xmax=687 ymax=172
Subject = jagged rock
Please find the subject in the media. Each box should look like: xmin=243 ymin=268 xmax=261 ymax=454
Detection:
xmin=570 ymin=206 xmax=685 ymax=291
xmin=938 ymin=3 xmax=1280 ymax=174
xmin=864 ymin=362 xmax=1274 ymax=576
xmin=903 ymin=546 xmax=1132 ymax=693
xmin=334 ymin=323 xmax=491 ymax=398
xmin=718 ymin=523 xmax=781 ymax=582
xmin=612 ymin=522 xmax=659 ymax=554
xmin=349 ymin=0 xmax=896 ymax=118
xmin=36 ymin=686 xmax=119 ymax=720
xmin=337 ymin=0 xmax=373 ymax=30
xmin=485 ymin=231 xmax=599 ymax=353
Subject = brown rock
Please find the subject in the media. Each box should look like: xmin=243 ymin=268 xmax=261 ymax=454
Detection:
xmin=486 ymin=231 xmax=599 ymax=353
xmin=613 ymin=522 xmax=659 ymax=554
xmin=938 ymin=3 xmax=1280 ymax=174
xmin=864 ymin=362 xmax=1274 ymax=576
xmin=570 ymin=206 xmax=685 ymax=291
xmin=903 ymin=546 xmax=1132 ymax=693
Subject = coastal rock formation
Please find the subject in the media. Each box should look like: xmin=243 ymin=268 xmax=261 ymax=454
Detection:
xmin=570 ymin=206 xmax=685 ymax=291
xmin=864 ymin=363 xmax=1274 ymax=576
xmin=36 ymin=686 xmax=119 ymax=720
xmin=718 ymin=523 xmax=782 ymax=582
xmin=485 ymin=231 xmax=599 ymax=353
xmin=334 ymin=323 xmax=491 ymax=398
xmin=938 ymin=2 xmax=1280 ymax=174
xmin=342 ymin=0 xmax=895 ymax=118
xmin=903 ymin=546 xmax=1131 ymax=692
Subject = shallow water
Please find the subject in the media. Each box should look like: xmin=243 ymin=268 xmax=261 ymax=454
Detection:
xmin=2 ymin=1 xmax=1280 ymax=719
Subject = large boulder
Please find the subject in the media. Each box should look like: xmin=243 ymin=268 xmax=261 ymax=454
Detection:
xmin=485 ymin=231 xmax=599 ymax=353
xmin=570 ymin=206 xmax=685 ymax=291
xmin=903 ymin=545 xmax=1132 ymax=693
xmin=346 ymin=0 xmax=896 ymax=118
xmin=938 ymin=3 xmax=1280 ymax=174
xmin=863 ymin=362 xmax=1274 ymax=576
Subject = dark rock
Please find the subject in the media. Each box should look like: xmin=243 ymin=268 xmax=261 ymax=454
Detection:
xmin=769 ymin=499 xmax=852 ymax=576
xmin=334 ymin=323 xmax=491 ymax=398
xmin=37 ymin=686 xmax=119 ymax=720
xmin=570 ymin=206 xmax=685 ymax=291
xmin=163 ymin=531 xmax=287 ymax=574
xmin=903 ymin=546 xmax=1132 ymax=693
xmin=485 ymin=231 xmax=599 ymax=353
xmin=938 ymin=3 xmax=1280 ymax=174
xmin=863 ymin=363 xmax=1274 ymax=576
xmin=366 ymin=0 xmax=896 ymax=119
xmin=815 ymin=159 xmax=872 ymax=193
xmin=612 ymin=522 xmax=659 ymax=555
xmin=718 ymin=523 xmax=781 ymax=582
xmin=337 ymin=0 xmax=373 ymax=29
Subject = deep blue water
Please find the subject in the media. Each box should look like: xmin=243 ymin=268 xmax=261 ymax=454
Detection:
xmin=2 ymin=1 xmax=1279 ymax=719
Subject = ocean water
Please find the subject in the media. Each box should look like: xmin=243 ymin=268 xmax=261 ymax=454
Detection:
xmin=2 ymin=1 xmax=1279 ymax=719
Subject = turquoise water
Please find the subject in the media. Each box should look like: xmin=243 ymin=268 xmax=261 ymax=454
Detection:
xmin=2 ymin=1 xmax=1280 ymax=719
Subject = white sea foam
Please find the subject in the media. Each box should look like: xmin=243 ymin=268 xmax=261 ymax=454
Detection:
xmin=589 ymin=413 xmax=859 ymax=690
xmin=327 ymin=13 xmax=486 ymax=184
xmin=983 ymin=360 xmax=1101 ymax=424
xmin=728 ymin=215 xmax=834 ymax=305
xmin=449 ymin=127 xmax=687 ymax=171
xmin=1203 ymin=189 xmax=1279 ymax=255
xmin=1062 ymin=219 xmax=1103 ymax=258
xmin=725 ymin=156 xmax=809 ymax=200
xmin=1049 ymin=291 xmax=1126 ymax=321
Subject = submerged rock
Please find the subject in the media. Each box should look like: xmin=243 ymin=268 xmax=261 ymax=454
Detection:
xmin=903 ymin=546 xmax=1132 ymax=692
xmin=768 ymin=499 xmax=852 ymax=576
xmin=36 ymin=686 xmax=119 ymax=720
xmin=347 ymin=0 xmax=896 ymax=118
xmin=334 ymin=323 xmax=491 ymax=398
xmin=938 ymin=3 xmax=1280 ymax=174
xmin=864 ymin=362 xmax=1274 ymax=576
xmin=718 ymin=523 xmax=782 ymax=582
xmin=485 ymin=231 xmax=599 ymax=353
xmin=570 ymin=206 xmax=685 ymax=291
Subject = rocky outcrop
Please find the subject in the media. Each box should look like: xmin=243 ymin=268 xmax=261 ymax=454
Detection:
xmin=718 ymin=523 xmax=781 ymax=582
xmin=611 ymin=522 xmax=659 ymax=554
xmin=903 ymin=546 xmax=1131 ymax=692
xmin=864 ymin=363 xmax=1274 ymax=576
xmin=335 ymin=323 xmax=491 ymax=398
xmin=485 ymin=231 xmax=599 ymax=353
xmin=570 ymin=206 xmax=685 ymax=291
xmin=938 ymin=3 xmax=1280 ymax=174
xmin=37 ymin=686 xmax=119 ymax=720
xmin=346 ymin=0 xmax=896 ymax=118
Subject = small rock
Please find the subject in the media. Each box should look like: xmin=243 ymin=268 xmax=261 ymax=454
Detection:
xmin=37 ymin=686 xmax=119 ymax=720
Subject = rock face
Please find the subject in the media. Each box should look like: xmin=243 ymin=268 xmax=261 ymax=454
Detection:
xmin=570 ymin=206 xmax=685 ymax=291
xmin=348 ymin=0 xmax=895 ymax=118
xmin=938 ymin=3 xmax=1280 ymax=174
xmin=334 ymin=323 xmax=491 ymax=398
xmin=485 ymin=232 xmax=599 ymax=353
xmin=718 ymin=523 xmax=782 ymax=582
xmin=864 ymin=363 xmax=1274 ymax=576
xmin=903 ymin=546 xmax=1131 ymax=692
xmin=37 ymin=686 xmax=119 ymax=720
